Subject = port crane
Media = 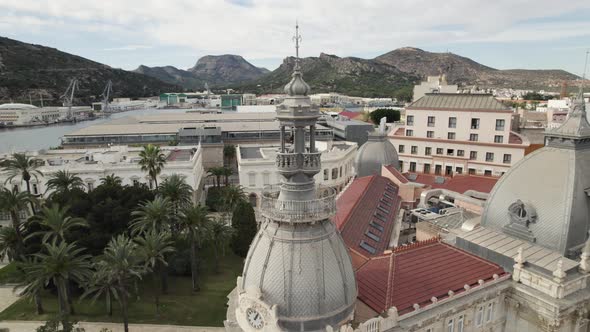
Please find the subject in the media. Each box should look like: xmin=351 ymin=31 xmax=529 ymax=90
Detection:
xmin=61 ymin=78 xmax=78 ymax=119
xmin=101 ymin=80 xmax=113 ymax=113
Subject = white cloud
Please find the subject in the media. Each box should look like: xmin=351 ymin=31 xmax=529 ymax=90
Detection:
xmin=104 ymin=44 xmax=153 ymax=51
xmin=0 ymin=0 xmax=589 ymax=61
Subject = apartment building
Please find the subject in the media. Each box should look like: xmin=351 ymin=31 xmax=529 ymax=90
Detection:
xmin=389 ymin=93 xmax=529 ymax=177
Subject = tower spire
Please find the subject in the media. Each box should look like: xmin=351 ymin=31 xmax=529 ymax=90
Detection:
xmin=293 ymin=21 xmax=302 ymax=68
xmin=284 ymin=22 xmax=310 ymax=96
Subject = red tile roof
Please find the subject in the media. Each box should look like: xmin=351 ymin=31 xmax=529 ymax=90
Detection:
xmin=404 ymin=173 xmax=498 ymax=194
xmin=338 ymin=111 xmax=361 ymax=119
xmin=355 ymin=239 xmax=507 ymax=315
xmin=508 ymin=132 xmax=524 ymax=144
xmin=334 ymin=175 xmax=402 ymax=257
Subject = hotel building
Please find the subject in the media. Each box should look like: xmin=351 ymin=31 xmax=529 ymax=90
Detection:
xmin=389 ymin=93 xmax=530 ymax=177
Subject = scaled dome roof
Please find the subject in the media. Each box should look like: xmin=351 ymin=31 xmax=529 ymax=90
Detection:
xmin=355 ymin=130 xmax=399 ymax=178
xmin=481 ymin=93 xmax=590 ymax=256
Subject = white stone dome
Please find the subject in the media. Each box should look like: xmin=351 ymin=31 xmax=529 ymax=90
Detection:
xmin=239 ymin=220 xmax=357 ymax=331
xmin=482 ymin=94 xmax=590 ymax=256
xmin=354 ymin=132 xmax=399 ymax=177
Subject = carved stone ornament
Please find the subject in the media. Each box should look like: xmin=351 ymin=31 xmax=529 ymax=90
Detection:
xmin=503 ymin=200 xmax=537 ymax=242
xmin=235 ymin=287 xmax=282 ymax=332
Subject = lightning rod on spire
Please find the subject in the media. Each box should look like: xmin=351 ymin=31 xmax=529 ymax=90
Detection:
xmin=292 ymin=22 xmax=302 ymax=66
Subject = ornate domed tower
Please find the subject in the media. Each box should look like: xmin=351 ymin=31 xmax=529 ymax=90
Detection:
xmin=226 ymin=25 xmax=357 ymax=332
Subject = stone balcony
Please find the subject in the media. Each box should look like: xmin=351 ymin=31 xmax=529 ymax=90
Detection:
xmin=275 ymin=152 xmax=321 ymax=176
xmin=259 ymin=186 xmax=336 ymax=223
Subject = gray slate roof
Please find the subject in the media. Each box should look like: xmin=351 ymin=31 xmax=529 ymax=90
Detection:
xmin=456 ymin=226 xmax=578 ymax=272
xmin=408 ymin=93 xmax=509 ymax=111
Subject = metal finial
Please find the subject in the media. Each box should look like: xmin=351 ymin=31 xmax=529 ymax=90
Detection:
xmin=292 ymin=22 xmax=302 ymax=64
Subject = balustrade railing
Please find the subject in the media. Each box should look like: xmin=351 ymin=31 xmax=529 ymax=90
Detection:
xmin=275 ymin=152 xmax=321 ymax=172
xmin=259 ymin=185 xmax=336 ymax=222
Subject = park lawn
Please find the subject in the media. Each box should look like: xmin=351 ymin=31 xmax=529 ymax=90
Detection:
xmin=0 ymin=263 xmax=19 ymax=284
xmin=0 ymin=252 xmax=244 ymax=327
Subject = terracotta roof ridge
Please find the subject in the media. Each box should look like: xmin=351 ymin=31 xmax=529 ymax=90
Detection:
xmin=392 ymin=236 xmax=441 ymax=254
xmin=385 ymin=251 xmax=395 ymax=310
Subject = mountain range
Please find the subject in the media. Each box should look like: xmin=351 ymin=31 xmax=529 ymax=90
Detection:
xmin=0 ymin=37 xmax=178 ymax=105
xmin=0 ymin=35 xmax=580 ymax=103
xmin=133 ymin=55 xmax=269 ymax=90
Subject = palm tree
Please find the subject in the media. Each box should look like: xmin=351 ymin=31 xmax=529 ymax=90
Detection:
xmin=220 ymin=167 xmax=233 ymax=186
xmin=81 ymin=260 xmax=119 ymax=317
xmin=206 ymin=167 xmax=224 ymax=188
xmin=210 ymin=220 xmax=234 ymax=273
xmin=99 ymin=174 xmax=123 ymax=187
xmin=178 ymin=204 xmax=211 ymax=292
xmin=130 ymin=197 xmax=172 ymax=235
xmin=101 ymin=235 xmax=146 ymax=332
xmin=0 ymin=226 xmax=19 ymax=263
xmin=25 ymin=241 xmax=92 ymax=325
xmin=27 ymin=204 xmax=88 ymax=244
xmin=1 ymin=153 xmax=42 ymax=211
xmin=219 ymin=185 xmax=246 ymax=213
xmin=135 ymin=230 xmax=175 ymax=315
xmin=138 ymin=144 xmax=166 ymax=189
xmin=0 ymin=187 xmax=35 ymax=250
xmin=223 ymin=144 xmax=236 ymax=166
xmin=46 ymin=170 xmax=84 ymax=196
xmin=158 ymin=174 xmax=193 ymax=218
xmin=14 ymin=256 xmax=45 ymax=314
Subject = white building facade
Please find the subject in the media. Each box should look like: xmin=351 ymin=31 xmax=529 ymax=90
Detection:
xmin=390 ymin=94 xmax=529 ymax=177
xmin=0 ymin=145 xmax=205 ymax=199
xmin=237 ymin=141 xmax=357 ymax=204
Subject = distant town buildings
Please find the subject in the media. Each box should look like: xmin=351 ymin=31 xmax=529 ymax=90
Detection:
xmin=413 ymin=75 xmax=458 ymax=101
xmin=0 ymin=103 xmax=92 ymax=126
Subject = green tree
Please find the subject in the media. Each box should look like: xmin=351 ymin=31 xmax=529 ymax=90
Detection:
xmin=46 ymin=170 xmax=85 ymax=197
xmin=135 ymin=230 xmax=175 ymax=315
xmin=206 ymin=167 xmax=224 ymax=188
xmin=1 ymin=152 xmax=43 ymax=210
xmin=230 ymin=201 xmax=258 ymax=257
xmin=28 ymin=204 xmax=88 ymax=244
xmin=99 ymin=174 xmax=123 ymax=187
xmin=369 ymin=108 xmax=401 ymax=124
xmin=219 ymin=185 xmax=246 ymax=214
xmin=130 ymin=197 xmax=172 ymax=235
xmin=220 ymin=167 xmax=233 ymax=186
xmin=14 ymin=256 xmax=45 ymax=314
xmin=210 ymin=220 xmax=234 ymax=272
xmin=0 ymin=187 xmax=35 ymax=253
xmin=100 ymin=235 xmax=146 ymax=332
xmin=25 ymin=241 xmax=92 ymax=328
xmin=158 ymin=174 xmax=193 ymax=218
xmin=138 ymin=144 xmax=166 ymax=189
xmin=223 ymin=145 xmax=236 ymax=166
xmin=393 ymin=85 xmax=413 ymax=103
xmin=0 ymin=226 xmax=19 ymax=262
xmin=81 ymin=261 xmax=119 ymax=317
xmin=178 ymin=204 xmax=211 ymax=292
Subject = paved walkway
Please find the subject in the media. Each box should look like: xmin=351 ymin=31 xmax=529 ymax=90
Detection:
xmin=0 ymin=286 xmax=19 ymax=314
xmin=0 ymin=321 xmax=224 ymax=332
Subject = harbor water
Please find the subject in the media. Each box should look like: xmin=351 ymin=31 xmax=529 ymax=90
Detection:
xmin=0 ymin=108 xmax=189 ymax=154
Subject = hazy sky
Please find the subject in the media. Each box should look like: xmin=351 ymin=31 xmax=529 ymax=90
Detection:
xmin=1 ymin=0 xmax=589 ymax=76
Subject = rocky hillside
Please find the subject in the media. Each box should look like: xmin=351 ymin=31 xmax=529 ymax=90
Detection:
xmin=0 ymin=36 xmax=179 ymax=105
xmin=135 ymin=55 xmax=269 ymax=90
xmin=237 ymin=53 xmax=419 ymax=97
xmin=375 ymin=47 xmax=578 ymax=89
